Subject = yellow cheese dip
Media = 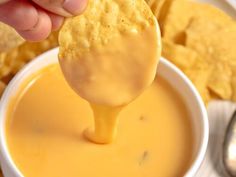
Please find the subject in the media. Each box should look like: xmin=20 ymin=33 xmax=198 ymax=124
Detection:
xmin=6 ymin=65 xmax=194 ymax=177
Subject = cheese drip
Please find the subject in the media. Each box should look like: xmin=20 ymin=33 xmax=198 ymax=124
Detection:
xmin=84 ymin=104 xmax=123 ymax=144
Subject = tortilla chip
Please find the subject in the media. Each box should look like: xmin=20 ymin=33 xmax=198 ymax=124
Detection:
xmin=186 ymin=16 xmax=234 ymax=36
xmin=0 ymin=53 xmax=11 ymax=79
xmin=186 ymin=19 xmax=236 ymax=62
xmin=209 ymin=90 xmax=221 ymax=101
xmin=232 ymin=79 xmax=236 ymax=101
xmin=231 ymin=66 xmax=236 ymax=102
xmin=2 ymin=32 xmax=58 ymax=75
xmin=145 ymin=0 xmax=167 ymax=19
xmin=162 ymin=39 xmax=197 ymax=70
xmin=184 ymin=57 xmax=212 ymax=104
xmin=186 ymin=19 xmax=236 ymax=100
xmin=159 ymin=0 xmax=190 ymax=42
xmin=159 ymin=0 xmax=235 ymax=103
xmin=0 ymin=22 xmax=24 ymax=52
xmin=0 ymin=81 xmax=6 ymax=97
xmin=207 ymin=62 xmax=232 ymax=99
xmin=161 ymin=0 xmax=233 ymax=43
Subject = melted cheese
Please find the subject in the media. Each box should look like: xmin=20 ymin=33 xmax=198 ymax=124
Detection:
xmin=58 ymin=0 xmax=161 ymax=143
xmin=6 ymin=65 xmax=194 ymax=177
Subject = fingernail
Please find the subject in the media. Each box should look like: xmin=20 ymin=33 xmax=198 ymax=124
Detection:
xmin=63 ymin=0 xmax=88 ymax=15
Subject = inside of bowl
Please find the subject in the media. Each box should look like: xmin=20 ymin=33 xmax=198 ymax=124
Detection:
xmin=157 ymin=60 xmax=207 ymax=175
xmin=0 ymin=48 xmax=207 ymax=177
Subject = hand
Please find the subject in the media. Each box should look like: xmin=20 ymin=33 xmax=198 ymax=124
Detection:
xmin=0 ymin=0 xmax=87 ymax=41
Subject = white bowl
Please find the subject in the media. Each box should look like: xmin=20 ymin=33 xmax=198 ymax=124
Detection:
xmin=0 ymin=48 xmax=208 ymax=177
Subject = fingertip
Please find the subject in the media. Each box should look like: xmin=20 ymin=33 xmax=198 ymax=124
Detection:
xmin=17 ymin=10 xmax=52 ymax=42
xmin=48 ymin=13 xmax=64 ymax=31
xmin=0 ymin=0 xmax=39 ymax=31
xmin=32 ymin=0 xmax=88 ymax=17
xmin=63 ymin=0 xmax=88 ymax=15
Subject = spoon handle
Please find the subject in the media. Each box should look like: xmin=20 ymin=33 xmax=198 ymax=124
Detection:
xmin=223 ymin=110 xmax=236 ymax=177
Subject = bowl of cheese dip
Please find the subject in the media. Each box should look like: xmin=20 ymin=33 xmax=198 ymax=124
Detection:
xmin=0 ymin=48 xmax=208 ymax=177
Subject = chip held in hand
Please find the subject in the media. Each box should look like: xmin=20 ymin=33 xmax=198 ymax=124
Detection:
xmin=58 ymin=0 xmax=161 ymax=106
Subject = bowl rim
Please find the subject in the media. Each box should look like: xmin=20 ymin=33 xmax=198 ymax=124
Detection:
xmin=0 ymin=47 xmax=209 ymax=177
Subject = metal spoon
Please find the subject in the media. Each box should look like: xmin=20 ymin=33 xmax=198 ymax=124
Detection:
xmin=223 ymin=110 xmax=236 ymax=177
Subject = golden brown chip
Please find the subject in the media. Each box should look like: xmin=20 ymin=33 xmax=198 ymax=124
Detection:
xmin=209 ymin=90 xmax=221 ymax=101
xmin=232 ymin=79 xmax=236 ymax=101
xmin=1 ymin=32 xmax=58 ymax=75
xmin=184 ymin=57 xmax=212 ymax=104
xmin=187 ymin=23 xmax=236 ymax=64
xmin=0 ymin=53 xmax=11 ymax=79
xmin=186 ymin=19 xmax=236 ymax=100
xmin=162 ymin=39 xmax=197 ymax=70
xmin=145 ymin=0 xmax=167 ymax=18
xmin=186 ymin=16 xmax=234 ymax=36
xmin=0 ymin=80 xmax=6 ymax=97
xmin=161 ymin=0 xmax=198 ymax=42
xmin=231 ymin=66 xmax=236 ymax=102
xmin=160 ymin=0 xmax=233 ymax=43
xmin=0 ymin=22 xmax=24 ymax=52
xmin=59 ymin=0 xmax=161 ymax=106
xmin=207 ymin=62 xmax=232 ymax=100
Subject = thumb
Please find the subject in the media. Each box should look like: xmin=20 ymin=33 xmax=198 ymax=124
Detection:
xmin=0 ymin=0 xmax=52 ymax=41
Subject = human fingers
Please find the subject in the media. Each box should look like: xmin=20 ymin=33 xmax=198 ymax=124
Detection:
xmin=17 ymin=9 xmax=52 ymax=41
xmin=32 ymin=0 xmax=88 ymax=17
xmin=0 ymin=0 xmax=39 ymax=31
xmin=48 ymin=13 xmax=64 ymax=31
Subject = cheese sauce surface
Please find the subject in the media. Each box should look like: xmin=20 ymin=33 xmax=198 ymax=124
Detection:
xmin=6 ymin=65 xmax=194 ymax=177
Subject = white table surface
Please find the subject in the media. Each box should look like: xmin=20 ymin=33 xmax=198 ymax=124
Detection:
xmin=196 ymin=101 xmax=236 ymax=177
